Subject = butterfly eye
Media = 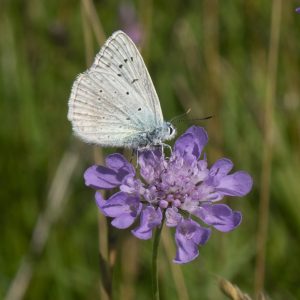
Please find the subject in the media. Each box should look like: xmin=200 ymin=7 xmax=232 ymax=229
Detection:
xmin=169 ymin=126 xmax=174 ymax=135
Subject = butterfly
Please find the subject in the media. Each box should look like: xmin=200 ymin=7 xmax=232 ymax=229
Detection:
xmin=68 ymin=30 xmax=176 ymax=149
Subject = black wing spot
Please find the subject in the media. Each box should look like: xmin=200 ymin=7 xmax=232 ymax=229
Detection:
xmin=124 ymin=58 xmax=128 ymax=63
xmin=119 ymin=64 xmax=123 ymax=68
xmin=126 ymin=92 xmax=129 ymax=95
xmin=126 ymin=117 xmax=130 ymax=120
xmin=131 ymin=78 xmax=138 ymax=84
xmin=130 ymin=56 xmax=133 ymax=61
xmin=138 ymin=108 xmax=141 ymax=111
xmin=117 ymin=74 xmax=122 ymax=77
xmin=99 ymin=89 xmax=103 ymax=93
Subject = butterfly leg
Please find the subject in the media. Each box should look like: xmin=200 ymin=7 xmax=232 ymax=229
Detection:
xmin=135 ymin=149 xmax=140 ymax=167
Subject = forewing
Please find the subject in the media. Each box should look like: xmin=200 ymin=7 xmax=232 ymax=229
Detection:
xmin=91 ymin=30 xmax=164 ymax=126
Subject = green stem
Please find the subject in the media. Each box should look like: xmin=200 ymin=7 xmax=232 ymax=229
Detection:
xmin=152 ymin=213 xmax=165 ymax=300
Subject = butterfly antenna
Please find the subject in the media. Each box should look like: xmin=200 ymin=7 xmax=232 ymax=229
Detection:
xmin=170 ymin=108 xmax=191 ymax=123
xmin=175 ymin=115 xmax=214 ymax=123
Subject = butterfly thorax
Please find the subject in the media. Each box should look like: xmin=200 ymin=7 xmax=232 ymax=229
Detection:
xmin=135 ymin=122 xmax=176 ymax=149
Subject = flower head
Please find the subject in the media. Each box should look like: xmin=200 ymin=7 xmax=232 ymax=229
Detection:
xmin=84 ymin=126 xmax=253 ymax=264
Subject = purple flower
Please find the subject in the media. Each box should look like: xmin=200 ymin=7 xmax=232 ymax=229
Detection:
xmin=296 ymin=7 xmax=300 ymax=13
xmin=84 ymin=126 xmax=253 ymax=264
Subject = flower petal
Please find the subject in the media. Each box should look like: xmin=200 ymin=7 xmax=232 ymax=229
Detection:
xmin=193 ymin=183 xmax=224 ymax=203
xmin=84 ymin=154 xmax=135 ymax=190
xmin=174 ymin=132 xmax=195 ymax=155
xmin=174 ymin=127 xmax=208 ymax=162
xmin=209 ymin=158 xmax=234 ymax=179
xmin=97 ymin=192 xmax=140 ymax=217
xmin=193 ymin=204 xmax=242 ymax=232
xmin=84 ymin=165 xmax=122 ymax=189
xmin=165 ymin=207 xmax=182 ymax=227
xmin=111 ymin=213 xmax=137 ymax=229
xmin=132 ymin=206 xmax=162 ymax=240
xmin=138 ymin=150 xmax=163 ymax=183
xmin=96 ymin=192 xmax=142 ymax=229
xmin=120 ymin=176 xmax=144 ymax=194
xmin=205 ymin=159 xmax=253 ymax=198
xmin=173 ymin=219 xmax=211 ymax=264
xmin=216 ymin=171 xmax=253 ymax=196
xmin=186 ymin=126 xmax=208 ymax=158
xmin=105 ymin=153 xmax=135 ymax=178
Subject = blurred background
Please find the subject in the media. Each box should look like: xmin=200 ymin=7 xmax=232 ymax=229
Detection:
xmin=1 ymin=0 xmax=300 ymax=299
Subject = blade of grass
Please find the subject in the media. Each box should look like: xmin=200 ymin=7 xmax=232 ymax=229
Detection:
xmin=254 ymin=0 xmax=282 ymax=296
xmin=81 ymin=0 xmax=106 ymax=46
xmin=4 ymin=148 xmax=81 ymax=300
xmin=162 ymin=229 xmax=189 ymax=300
xmin=80 ymin=1 xmax=112 ymax=299
xmin=202 ymin=0 xmax=223 ymax=160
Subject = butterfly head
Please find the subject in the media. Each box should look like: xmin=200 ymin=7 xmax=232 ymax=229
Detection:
xmin=162 ymin=122 xmax=176 ymax=141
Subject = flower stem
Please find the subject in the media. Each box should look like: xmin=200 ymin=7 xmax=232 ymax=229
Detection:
xmin=152 ymin=213 xmax=165 ymax=300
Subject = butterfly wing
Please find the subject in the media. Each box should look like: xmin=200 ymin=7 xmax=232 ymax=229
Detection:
xmin=92 ymin=31 xmax=164 ymax=128
xmin=68 ymin=30 xmax=164 ymax=148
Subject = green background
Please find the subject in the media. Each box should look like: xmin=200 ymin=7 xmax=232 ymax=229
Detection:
xmin=1 ymin=0 xmax=300 ymax=299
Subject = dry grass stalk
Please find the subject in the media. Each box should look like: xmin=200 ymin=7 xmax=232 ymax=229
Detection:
xmin=219 ymin=278 xmax=253 ymax=300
